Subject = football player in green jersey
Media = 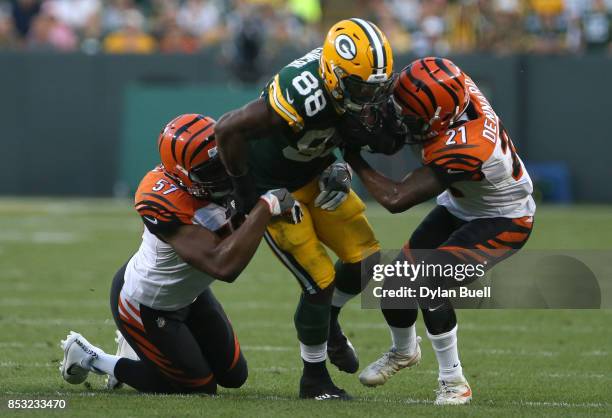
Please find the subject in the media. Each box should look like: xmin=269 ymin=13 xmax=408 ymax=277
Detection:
xmin=214 ymin=19 xmax=395 ymax=400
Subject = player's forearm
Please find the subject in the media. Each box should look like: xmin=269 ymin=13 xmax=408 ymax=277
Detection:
xmin=208 ymin=201 xmax=271 ymax=282
xmin=345 ymin=152 xmax=409 ymax=213
xmin=215 ymin=110 xmax=250 ymax=176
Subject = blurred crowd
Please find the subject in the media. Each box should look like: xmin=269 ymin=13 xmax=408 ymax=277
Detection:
xmin=0 ymin=0 xmax=322 ymax=54
xmin=0 ymin=0 xmax=610 ymax=55
xmin=373 ymin=0 xmax=612 ymax=55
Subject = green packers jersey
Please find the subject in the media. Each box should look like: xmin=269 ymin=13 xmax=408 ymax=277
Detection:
xmin=250 ymin=48 xmax=342 ymax=191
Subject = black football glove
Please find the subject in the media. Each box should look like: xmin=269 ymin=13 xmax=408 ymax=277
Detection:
xmin=314 ymin=162 xmax=352 ymax=211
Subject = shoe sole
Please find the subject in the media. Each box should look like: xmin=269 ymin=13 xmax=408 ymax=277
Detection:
xmin=435 ymin=396 xmax=472 ymax=406
xmin=299 ymin=392 xmax=353 ymax=401
xmin=60 ymin=332 xmax=88 ymax=385
xmin=328 ymin=351 xmax=359 ymax=374
xmin=435 ymin=385 xmax=472 ymax=405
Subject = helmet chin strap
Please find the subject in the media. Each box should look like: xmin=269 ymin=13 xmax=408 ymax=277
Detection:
xmin=162 ymin=169 xmax=189 ymax=191
xmin=344 ymin=99 xmax=364 ymax=113
xmin=428 ymin=106 xmax=442 ymax=127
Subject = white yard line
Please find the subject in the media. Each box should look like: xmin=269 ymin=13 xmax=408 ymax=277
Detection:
xmin=0 ymin=318 xmax=114 ymax=326
xmin=0 ymin=342 xmax=50 ymax=348
xmin=1 ymin=317 xmax=609 ymax=340
xmin=0 ymin=299 xmax=296 ymax=310
xmin=5 ymin=358 xmax=604 ymax=381
xmin=0 ymin=232 xmax=82 ymax=244
xmin=0 ymin=299 xmax=106 ymax=308
xmin=0 ymin=362 xmax=56 ymax=368
xmin=512 ymin=400 xmax=608 ymax=409
xmin=242 ymin=345 xmax=294 ymax=352
xmin=474 ymin=348 xmax=559 ymax=357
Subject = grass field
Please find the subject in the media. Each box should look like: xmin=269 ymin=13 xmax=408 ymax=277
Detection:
xmin=0 ymin=198 xmax=611 ymax=417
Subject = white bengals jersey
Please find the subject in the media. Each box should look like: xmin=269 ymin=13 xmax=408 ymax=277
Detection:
xmin=121 ymin=166 xmax=230 ymax=311
xmin=422 ymin=76 xmax=536 ymax=221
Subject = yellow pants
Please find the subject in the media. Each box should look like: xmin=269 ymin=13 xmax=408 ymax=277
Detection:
xmin=265 ymin=178 xmax=380 ymax=293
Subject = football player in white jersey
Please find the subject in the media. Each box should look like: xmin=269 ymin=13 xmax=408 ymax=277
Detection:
xmin=344 ymin=58 xmax=535 ymax=405
xmin=59 ymin=114 xmax=302 ymax=394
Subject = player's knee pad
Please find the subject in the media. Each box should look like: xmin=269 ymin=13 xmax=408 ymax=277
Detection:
xmin=382 ymin=308 xmax=418 ymax=328
xmin=294 ymin=293 xmax=331 ymax=345
xmin=333 ymin=260 xmax=361 ymax=295
xmin=334 ymin=251 xmax=381 ymax=296
xmin=217 ymin=360 xmax=248 ymax=389
xmin=303 ymin=285 xmax=334 ymax=305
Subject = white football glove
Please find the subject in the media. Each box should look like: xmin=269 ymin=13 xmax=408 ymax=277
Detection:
xmin=260 ymin=188 xmax=304 ymax=224
xmin=314 ymin=162 xmax=352 ymax=211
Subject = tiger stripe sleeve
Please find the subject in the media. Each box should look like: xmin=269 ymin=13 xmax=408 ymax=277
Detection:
xmin=267 ymin=74 xmax=304 ymax=132
xmin=135 ymin=192 xmax=192 ymax=236
xmin=426 ymin=152 xmax=484 ymax=184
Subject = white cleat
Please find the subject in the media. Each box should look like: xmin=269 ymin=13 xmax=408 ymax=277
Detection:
xmin=106 ymin=330 xmax=139 ymax=390
xmin=359 ymin=337 xmax=422 ymax=387
xmin=59 ymin=331 xmax=99 ymax=384
xmin=434 ymin=376 xmax=472 ymax=405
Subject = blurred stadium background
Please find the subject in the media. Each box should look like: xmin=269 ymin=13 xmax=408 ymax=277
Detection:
xmin=0 ymin=0 xmax=611 ymax=202
xmin=1 ymin=0 xmax=611 ymax=416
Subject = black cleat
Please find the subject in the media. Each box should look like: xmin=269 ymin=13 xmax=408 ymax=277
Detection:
xmin=327 ymin=333 xmax=359 ymax=374
xmin=299 ymin=375 xmax=353 ymax=400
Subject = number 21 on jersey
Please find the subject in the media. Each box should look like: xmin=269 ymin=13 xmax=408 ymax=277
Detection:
xmin=445 ymin=125 xmax=467 ymax=145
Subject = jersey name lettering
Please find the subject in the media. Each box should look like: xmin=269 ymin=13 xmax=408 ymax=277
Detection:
xmin=465 ymin=78 xmax=498 ymax=143
xmin=287 ymin=48 xmax=322 ymax=69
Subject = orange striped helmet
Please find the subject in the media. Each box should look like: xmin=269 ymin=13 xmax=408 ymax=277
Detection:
xmin=158 ymin=114 xmax=231 ymax=200
xmin=393 ymin=57 xmax=469 ymax=141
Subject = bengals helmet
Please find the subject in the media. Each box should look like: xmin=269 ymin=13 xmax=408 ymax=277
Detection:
xmin=393 ymin=57 xmax=470 ymax=141
xmin=158 ymin=114 xmax=231 ymax=201
xmin=320 ymin=18 xmax=395 ymax=114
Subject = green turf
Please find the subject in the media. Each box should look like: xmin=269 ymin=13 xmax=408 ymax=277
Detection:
xmin=0 ymin=199 xmax=611 ymax=417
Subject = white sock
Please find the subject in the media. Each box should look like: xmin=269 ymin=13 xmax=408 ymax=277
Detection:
xmin=300 ymin=342 xmax=327 ymax=363
xmin=389 ymin=325 xmax=417 ymax=355
xmin=88 ymin=351 xmax=120 ymax=376
xmin=427 ymin=325 xmax=463 ymax=381
xmin=331 ymin=289 xmax=355 ymax=308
